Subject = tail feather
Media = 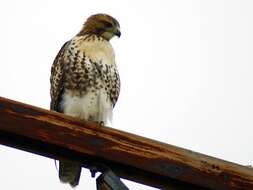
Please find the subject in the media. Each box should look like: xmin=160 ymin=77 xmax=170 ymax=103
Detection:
xmin=59 ymin=160 xmax=82 ymax=187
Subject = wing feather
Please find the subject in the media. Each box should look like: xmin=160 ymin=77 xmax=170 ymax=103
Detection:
xmin=50 ymin=41 xmax=70 ymax=111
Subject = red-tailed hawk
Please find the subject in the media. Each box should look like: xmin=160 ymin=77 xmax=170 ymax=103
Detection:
xmin=50 ymin=13 xmax=121 ymax=187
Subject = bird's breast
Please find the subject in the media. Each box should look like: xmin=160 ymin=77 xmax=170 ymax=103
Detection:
xmin=60 ymin=35 xmax=119 ymax=123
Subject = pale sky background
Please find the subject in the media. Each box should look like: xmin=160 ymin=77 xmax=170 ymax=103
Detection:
xmin=0 ymin=0 xmax=253 ymax=189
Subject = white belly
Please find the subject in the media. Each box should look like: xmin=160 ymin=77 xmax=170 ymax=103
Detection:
xmin=61 ymin=89 xmax=113 ymax=126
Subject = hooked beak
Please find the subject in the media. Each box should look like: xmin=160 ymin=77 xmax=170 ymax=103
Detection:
xmin=115 ymin=28 xmax=121 ymax=38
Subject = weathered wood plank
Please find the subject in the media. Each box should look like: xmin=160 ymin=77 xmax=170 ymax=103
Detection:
xmin=0 ymin=96 xmax=252 ymax=190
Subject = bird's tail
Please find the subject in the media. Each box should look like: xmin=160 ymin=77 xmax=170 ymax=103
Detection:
xmin=59 ymin=160 xmax=82 ymax=187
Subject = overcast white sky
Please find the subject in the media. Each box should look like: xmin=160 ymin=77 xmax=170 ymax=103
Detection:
xmin=0 ymin=0 xmax=253 ymax=189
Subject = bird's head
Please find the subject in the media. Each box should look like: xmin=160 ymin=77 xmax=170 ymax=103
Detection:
xmin=78 ymin=14 xmax=121 ymax=41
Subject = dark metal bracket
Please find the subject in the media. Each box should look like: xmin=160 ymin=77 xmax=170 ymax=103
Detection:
xmin=96 ymin=170 xmax=129 ymax=190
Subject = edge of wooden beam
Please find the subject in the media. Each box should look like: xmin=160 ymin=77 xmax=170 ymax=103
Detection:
xmin=0 ymin=96 xmax=252 ymax=190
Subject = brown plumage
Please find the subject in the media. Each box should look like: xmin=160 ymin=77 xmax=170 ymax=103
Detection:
xmin=77 ymin=14 xmax=121 ymax=40
xmin=50 ymin=14 xmax=121 ymax=187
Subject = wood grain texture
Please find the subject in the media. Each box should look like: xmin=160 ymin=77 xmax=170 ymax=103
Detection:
xmin=0 ymin=96 xmax=252 ymax=190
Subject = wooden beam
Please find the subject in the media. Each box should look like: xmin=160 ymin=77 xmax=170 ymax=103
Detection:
xmin=0 ymin=96 xmax=252 ymax=190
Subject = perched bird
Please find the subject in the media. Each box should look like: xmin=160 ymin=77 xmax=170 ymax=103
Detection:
xmin=50 ymin=14 xmax=121 ymax=187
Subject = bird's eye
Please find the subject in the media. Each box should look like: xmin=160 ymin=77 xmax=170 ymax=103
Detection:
xmin=102 ymin=21 xmax=113 ymax=28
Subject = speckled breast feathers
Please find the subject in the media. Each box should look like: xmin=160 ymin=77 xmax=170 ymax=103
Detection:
xmin=50 ymin=35 xmax=120 ymax=115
